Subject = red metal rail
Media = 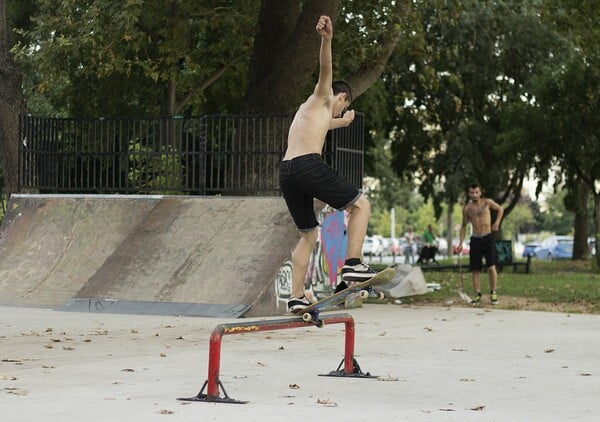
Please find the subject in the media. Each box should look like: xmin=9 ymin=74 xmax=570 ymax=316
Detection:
xmin=178 ymin=313 xmax=373 ymax=404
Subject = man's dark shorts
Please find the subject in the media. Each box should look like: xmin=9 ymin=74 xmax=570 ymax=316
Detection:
xmin=469 ymin=233 xmax=497 ymax=271
xmin=279 ymin=154 xmax=361 ymax=232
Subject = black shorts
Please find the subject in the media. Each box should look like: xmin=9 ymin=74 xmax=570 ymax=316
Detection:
xmin=279 ymin=154 xmax=361 ymax=231
xmin=469 ymin=233 xmax=497 ymax=271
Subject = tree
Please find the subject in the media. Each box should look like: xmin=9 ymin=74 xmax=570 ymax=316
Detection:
xmin=243 ymin=0 xmax=410 ymax=114
xmin=536 ymin=0 xmax=600 ymax=266
xmin=0 ymin=0 xmax=27 ymax=197
xmin=382 ymin=0 xmax=564 ymax=229
xmin=13 ymin=0 xmax=259 ymax=118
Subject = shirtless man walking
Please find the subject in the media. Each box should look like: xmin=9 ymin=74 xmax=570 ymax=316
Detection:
xmin=279 ymin=15 xmax=376 ymax=312
xmin=457 ymin=183 xmax=504 ymax=305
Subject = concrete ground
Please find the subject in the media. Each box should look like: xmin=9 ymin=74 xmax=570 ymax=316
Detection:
xmin=1 ymin=304 xmax=598 ymax=422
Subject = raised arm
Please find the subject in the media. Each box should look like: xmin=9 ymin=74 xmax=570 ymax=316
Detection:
xmin=314 ymin=15 xmax=333 ymax=98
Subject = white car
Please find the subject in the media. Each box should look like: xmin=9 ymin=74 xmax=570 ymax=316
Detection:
xmin=362 ymin=236 xmax=384 ymax=257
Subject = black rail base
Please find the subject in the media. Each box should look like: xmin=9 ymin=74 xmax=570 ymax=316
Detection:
xmin=177 ymin=380 xmax=248 ymax=404
xmin=319 ymin=357 xmax=378 ymax=378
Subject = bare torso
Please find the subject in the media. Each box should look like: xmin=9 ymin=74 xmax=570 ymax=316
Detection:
xmin=283 ymin=94 xmax=332 ymax=160
xmin=464 ymin=199 xmax=493 ymax=236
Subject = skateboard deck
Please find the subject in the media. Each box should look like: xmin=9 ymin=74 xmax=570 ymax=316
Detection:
xmin=296 ymin=267 xmax=396 ymax=327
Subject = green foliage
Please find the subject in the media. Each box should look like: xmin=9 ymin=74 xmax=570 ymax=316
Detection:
xmin=128 ymin=141 xmax=184 ymax=194
xmin=12 ymin=0 xmax=259 ymax=117
xmin=501 ymin=203 xmax=536 ymax=239
xmin=382 ymin=0 xmax=566 ymax=218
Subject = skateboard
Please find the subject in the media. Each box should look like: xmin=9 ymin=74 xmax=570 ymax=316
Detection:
xmin=296 ymin=267 xmax=396 ymax=327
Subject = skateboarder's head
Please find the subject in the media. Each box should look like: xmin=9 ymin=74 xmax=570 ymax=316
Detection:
xmin=332 ymin=80 xmax=352 ymax=117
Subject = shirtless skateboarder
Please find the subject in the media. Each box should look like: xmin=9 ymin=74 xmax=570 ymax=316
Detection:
xmin=457 ymin=183 xmax=504 ymax=305
xmin=279 ymin=15 xmax=377 ymax=313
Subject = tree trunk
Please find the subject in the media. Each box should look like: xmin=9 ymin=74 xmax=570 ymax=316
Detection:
xmin=572 ymin=181 xmax=590 ymax=260
xmin=0 ymin=0 xmax=26 ymax=197
xmin=594 ymin=192 xmax=600 ymax=271
xmin=243 ymin=0 xmax=340 ymax=114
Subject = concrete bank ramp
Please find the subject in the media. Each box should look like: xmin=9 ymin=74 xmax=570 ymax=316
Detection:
xmin=0 ymin=194 xmax=298 ymax=317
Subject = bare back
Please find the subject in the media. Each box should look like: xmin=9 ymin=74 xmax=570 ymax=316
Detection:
xmin=283 ymin=93 xmax=333 ymax=160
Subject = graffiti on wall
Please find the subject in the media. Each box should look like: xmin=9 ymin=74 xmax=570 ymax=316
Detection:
xmin=274 ymin=206 xmax=348 ymax=305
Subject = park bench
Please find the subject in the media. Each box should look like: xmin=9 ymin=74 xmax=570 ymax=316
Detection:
xmin=419 ymin=240 xmax=531 ymax=274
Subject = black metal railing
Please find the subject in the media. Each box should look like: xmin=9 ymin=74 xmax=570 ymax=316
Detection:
xmin=18 ymin=114 xmax=364 ymax=195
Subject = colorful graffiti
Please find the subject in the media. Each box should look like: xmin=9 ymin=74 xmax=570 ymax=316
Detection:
xmin=274 ymin=206 xmax=348 ymax=304
xmin=320 ymin=209 xmax=348 ymax=286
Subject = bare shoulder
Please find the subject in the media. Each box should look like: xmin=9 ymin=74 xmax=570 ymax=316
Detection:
xmin=484 ymin=197 xmax=502 ymax=209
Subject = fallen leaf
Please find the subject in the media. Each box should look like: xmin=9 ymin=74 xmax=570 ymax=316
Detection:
xmin=257 ymin=362 xmax=267 ymax=367
xmin=580 ymin=373 xmax=592 ymax=376
xmin=544 ymin=348 xmax=555 ymax=353
xmin=316 ymin=398 xmax=337 ymax=407
xmin=288 ymin=383 xmax=300 ymax=389
xmin=121 ymin=368 xmax=135 ymax=372
xmin=160 ymin=353 xmax=167 ymax=357
xmin=4 ymin=387 xmax=28 ymax=396
xmin=471 ymin=405 xmax=486 ymax=411
xmin=377 ymin=375 xmax=399 ymax=382
xmin=424 ymin=327 xmax=433 ymax=332
xmin=158 ymin=409 xmax=174 ymax=414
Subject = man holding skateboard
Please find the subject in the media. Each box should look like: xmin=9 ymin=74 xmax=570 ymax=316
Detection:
xmin=457 ymin=183 xmax=504 ymax=305
xmin=279 ymin=15 xmax=377 ymax=313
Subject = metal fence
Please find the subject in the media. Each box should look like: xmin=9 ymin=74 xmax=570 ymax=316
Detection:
xmin=18 ymin=114 xmax=364 ymax=195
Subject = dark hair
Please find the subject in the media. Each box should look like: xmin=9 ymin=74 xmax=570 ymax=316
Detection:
xmin=332 ymin=80 xmax=353 ymax=103
xmin=468 ymin=182 xmax=480 ymax=190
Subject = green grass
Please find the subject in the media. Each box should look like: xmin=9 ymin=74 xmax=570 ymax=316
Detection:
xmin=371 ymin=260 xmax=600 ymax=314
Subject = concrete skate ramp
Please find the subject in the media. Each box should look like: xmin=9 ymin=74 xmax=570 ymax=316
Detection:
xmin=0 ymin=194 xmax=298 ymax=317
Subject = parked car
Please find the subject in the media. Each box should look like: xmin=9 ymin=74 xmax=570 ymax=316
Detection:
xmin=436 ymin=237 xmax=449 ymax=255
xmin=362 ymin=236 xmax=384 ymax=257
xmin=534 ymin=236 xmax=573 ymax=260
xmin=522 ymin=242 xmax=540 ymax=258
xmin=589 ymin=237 xmax=596 ymax=256
xmin=452 ymin=239 xmax=470 ymax=255
xmin=386 ymin=237 xmax=401 ymax=256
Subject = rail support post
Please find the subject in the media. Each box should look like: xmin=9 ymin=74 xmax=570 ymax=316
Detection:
xmin=177 ymin=313 xmax=377 ymax=404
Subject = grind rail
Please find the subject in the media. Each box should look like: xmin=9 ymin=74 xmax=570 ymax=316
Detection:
xmin=178 ymin=313 xmax=377 ymax=404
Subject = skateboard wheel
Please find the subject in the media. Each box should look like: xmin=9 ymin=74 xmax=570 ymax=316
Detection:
xmin=359 ymin=290 xmax=369 ymax=299
xmin=377 ymin=292 xmax=385 ymax=300
xmin=302 ymin=313 xmax=313 ymax=323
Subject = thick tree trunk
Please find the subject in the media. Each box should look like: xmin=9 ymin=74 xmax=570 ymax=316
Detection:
xmin=243 ymin=0 xmax=340 ymax=114
xmin=572 ymin=182 xmax=590 ymax=260
xmin=594 ymin=193 xmax=600 ymax=270
xmin=0 ymin=0 xmax=26 ymax=197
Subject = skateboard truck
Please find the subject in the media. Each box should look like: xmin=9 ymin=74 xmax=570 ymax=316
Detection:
xmin=301 ymin=289 xmax=374 ymax=327
xmin=319 ymin=357 xmax=377 ymax=378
